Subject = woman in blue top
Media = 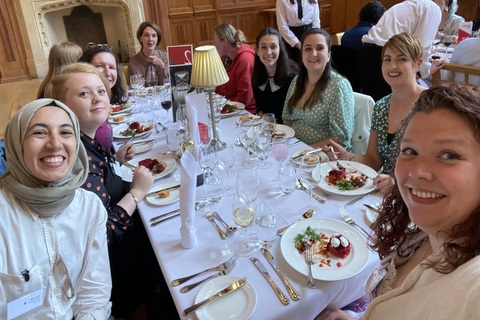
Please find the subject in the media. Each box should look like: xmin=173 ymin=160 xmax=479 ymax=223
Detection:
xmin=252 ymin=27 xmax=297 ymax=124
xmin=282 ymin=28 xmax=354 ymax=149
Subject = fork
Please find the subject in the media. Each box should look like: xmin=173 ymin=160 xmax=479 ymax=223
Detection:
xmin=305 ymin=245 xmax=315 ymax=289
xmin=339 ymin=206 xmax=371 ymax=240
xmin=180 ymin=261 xmax=237 ymax=293
xmin=205 ymin=206 xmax=227 ymax=240
xmin=171 ymin=253 xmax=239 ymax=286
xmin=329 ymin=146 xmax=343 ymax=169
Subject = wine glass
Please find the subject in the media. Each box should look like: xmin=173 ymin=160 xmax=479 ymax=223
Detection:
xmin=271 ymin=136 xmax=289 ymax=170
xmin=233 ymin=167 xmax=260 ymax=257
xmin=253 ymin=124 xmax=272 ymax=169
xmin=216 ymin=141 xmax=236 ymax=196
xmin=299 ymin=154 xmax=321 ymax=214
xmin=237 ymin=120 xmax=258 ymax=168
xmin=130 ymin=74 xmax=144 ymax=112
xmin=145 ymin=67 xmax=158 ymax=88
xmin=262 ymin=112 xmax=276 ymax=132
xmin=161 ymin=99 xmax=172 ymax=125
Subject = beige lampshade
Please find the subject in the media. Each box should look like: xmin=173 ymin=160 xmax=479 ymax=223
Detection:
xmin=190 ymin=45 xmax=229 ymax=89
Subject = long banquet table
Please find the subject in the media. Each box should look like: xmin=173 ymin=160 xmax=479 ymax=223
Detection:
xmin=115 ymin=108 xmax=382 ymax=319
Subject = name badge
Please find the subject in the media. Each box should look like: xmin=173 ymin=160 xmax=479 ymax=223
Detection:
xmin=7 ymin=288 xmax=43 ymax=320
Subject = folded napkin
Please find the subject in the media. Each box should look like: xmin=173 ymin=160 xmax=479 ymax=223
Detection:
xmin=185 ymin=101 xmax=200 ymax=160
xmin=180 ymin=151 xmax=198 ymax=248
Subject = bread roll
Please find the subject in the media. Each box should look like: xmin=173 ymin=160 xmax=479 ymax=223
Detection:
xmin=157 ymin=190 xmax=170 ymax=198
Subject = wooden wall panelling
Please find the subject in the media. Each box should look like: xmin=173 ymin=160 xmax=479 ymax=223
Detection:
xmin=194 ymin=12 xmax=218 ymax=46
xmin=170 ymin=15 xmax=196 ymax=45
xmin=0 ymin=0 xmax=30 ymax=82
xmin=319 ymin=0 xmax=331 ymax=32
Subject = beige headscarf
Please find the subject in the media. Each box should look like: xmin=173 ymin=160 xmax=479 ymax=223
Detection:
xmin=0 ymin=98 xmax=88 ymax=217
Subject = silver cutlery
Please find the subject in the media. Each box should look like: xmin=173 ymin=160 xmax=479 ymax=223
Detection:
xmin=145 ymin=184 xmax=181 ymax=197
xmin=205 ymin=207 xmax=227 ymax=240
xmin=261 ymin=248 xmax=300 ymax=301
xmin=295 ymin=178 xmax=326 ymax=204
xmin=212 ymin=211 xmax=237 ymax=233
xmin=149 ymin=201 xmax=207 ymax=223
xmin=344 ymin=189 xmax=379 ymax=209
xmin=329 ymin=146 xmax=343 ymax=169
xmin=339 ymin=207 xmax=371 ymax=240
xmin=171 ymin=253 xmax=239 ymax=286
xmin=120 ymin=131 xmax=137 ymax=147
xmin=363 ymin=203 xmax=381 ymax=214
xmin=131 ymin=139 xmax=155 ymax=146
xmin=305 ymin=245 xmax=316 ymax=289
xmin=180 ymin=261 xmax=237 ymax=293
xmin=277 ymin=209 xmax=314 ymax=236
xmin=182 ymin=277 xmax=247 ymax=316
xmin=121 ymin=162 xmax=137 ymax=171
xmin=291 ymin=147 xmax=323 ymax=160
xmin=250 ymin=257 xmax=289 ymax=305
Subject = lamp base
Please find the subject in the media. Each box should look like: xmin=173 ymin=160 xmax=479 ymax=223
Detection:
xmin=207 ymin=137 xmax=226 ymax=152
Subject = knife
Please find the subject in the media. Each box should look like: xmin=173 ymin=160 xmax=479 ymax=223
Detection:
xmin=291 ymin=147 xmax=323 ymax=160
xmin=250 ymin=257 xmax=289 ymax=305
xmin=181 ymin=277 xmax=247 ymax=316
xmin=145 ymin=185 xmax=180 ymax=197
xmin=132 ymin=139 xmax=155 ymax=146
xmin=344 ymin=188 xmax=380 ymax=208
xmin=261 ymin=249 xmax=300 ymax=301
xmin=363 ymin=203 xmax=381 ymax=214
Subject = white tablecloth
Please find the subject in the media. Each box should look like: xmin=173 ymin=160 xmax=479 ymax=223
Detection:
xmin=114 ymin=112 xmax=382 ymax=319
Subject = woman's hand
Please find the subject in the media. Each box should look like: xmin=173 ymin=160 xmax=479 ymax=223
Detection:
xmin=324 ymin=140 xmax=349 ymax=161
xmin=149 ymin=55 xmax=165 ymax=69
xmin=373 ymin=173 xmax=394 ymax=194
xmin=314 ymin=308 xmax=358 ymax=320
xmin=115 ymin=143 xmax=135 ymax=163
xmin=429 ymin=57 xmax=445 ymax=75
xmin=130 ymin=165 xmax=154 ymax=200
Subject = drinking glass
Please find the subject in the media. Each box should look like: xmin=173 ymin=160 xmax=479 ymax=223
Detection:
xmin=255 ymin=201 xmax=277 ymax=248
xmin=237 ymin=120 xmax=258 ymax=168
xmin=145 ymin=67 xmax=158 ymax=88
xmin=130 ymin=74 xmax=144 ymax=112
xmin=253 ymin=123 xmax=272 ymax=169
xmin=216 ymin=141 xmax=236 ymax=196
xmin=271 ymin=136 xmax=289 ymax=183
xmin=279 ymin=163 xmax=296 ymax=195
xmin=161 ymin=99 xmax=172 ymax=125
xmin=236 ymin=167 xmax=259 ymax=205
xmin=166 ymin=124 xmax=181 ymax=154
xmin=262 ymin=112 xmax=276 ymax=132
xmin=299 ymin=154 xmax=321 ymax=213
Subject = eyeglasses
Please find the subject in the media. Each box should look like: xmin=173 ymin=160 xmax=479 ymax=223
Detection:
xmin=87 ymin=42 xmax=113 ymax=50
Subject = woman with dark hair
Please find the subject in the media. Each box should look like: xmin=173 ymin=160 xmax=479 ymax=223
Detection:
xmin=252 ymin=27 xmax=297 ymax=123
xmin=282 ymin=28 xmax=354 ymax=149
xmin=128 ymin=21 xmax=169 ymax=85
xmin=79 ymin=43 xmax=128 ymax=151
xmin=316 ymin=84 xmax=480 ymax=319
xmin=214 ymin=23 xmax=256 ymax=114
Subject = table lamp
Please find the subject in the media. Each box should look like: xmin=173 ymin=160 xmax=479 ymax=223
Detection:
xmin=190 ymin=45 xmax=229 ymax=151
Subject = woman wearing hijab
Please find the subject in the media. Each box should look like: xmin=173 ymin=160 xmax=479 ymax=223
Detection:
xmin=0 ymin=99 xmax=111 ymax=319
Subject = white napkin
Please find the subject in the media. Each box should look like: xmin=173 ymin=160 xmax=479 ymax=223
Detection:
xmin=186 ymin=93 xmax=208 ymax=124
xmin=185 ymin=99 xmax=200 ymax=160
xmin=179 ymin=151 xmax=198 ymax=248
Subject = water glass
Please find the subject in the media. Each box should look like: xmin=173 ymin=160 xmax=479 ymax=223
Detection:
xmin=203 ymin=169 xmax=223 ymax=203
xmin=166 ymin=124 xmax=180 ymax=153
xmin=279 ymin=164 xmax=296 ymax=195
xmin=255 ymin=201 xmax=277 ymax=248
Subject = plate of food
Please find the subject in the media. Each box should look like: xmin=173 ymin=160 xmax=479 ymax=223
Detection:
xmin=108 ymin=113 xmax=132 ymax=124
xmin=194 ymin=275 xmax=256 ymax=320
xmin=272 ymin=124 xmax=295 ymax=139
xmin=145 ymin=181 xmax=180 ymax=206
xmin=291 ymin=149 xmax=329 ymax=164
xmin=312 ymin=160 xmax=377 ymax=196
xmin=280 ymin=218 xmax=369 ymax=281
xmin=112 ymin=121 xmax=154 ymax=139
xmin=220 ymin=103 xmax=241 ymax=117
xmin=120 ymin=153 xmax=176 ymax=182
xmin=236 ymin=114 xmax=262 ymax=125
xmin=110 ymin=104 xmax=132 ymax=115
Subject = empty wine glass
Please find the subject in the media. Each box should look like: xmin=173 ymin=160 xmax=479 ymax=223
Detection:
xmin=233 ymin=167 xmax=260 ymax=256
xmin=216 ymin=141 xmax=236 ymax=196
xmin=262 ymin=112 xmax=276 ymax=132
xmin=237 ymin=120 xmax=258 ymax=168
xmin=253 ymin=124 xmax=272 ymax=169
xmin=130 ymin=74 xmax=144 ymax=112
xmin=299 ymin=154 xmax=321 ymax=214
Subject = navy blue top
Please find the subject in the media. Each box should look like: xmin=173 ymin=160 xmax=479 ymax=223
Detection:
xmin=341 ymin=21 xmax=372 ymax=50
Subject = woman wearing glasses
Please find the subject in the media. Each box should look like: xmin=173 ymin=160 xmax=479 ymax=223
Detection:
xmin=128 ymin=21 xmax=170 ymax=85
xmin=0 ymin=99 xmax=111 ymax=319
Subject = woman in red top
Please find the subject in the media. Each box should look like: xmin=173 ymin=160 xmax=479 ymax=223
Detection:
xmin=213 ymin=23 xmax=256 ymax=114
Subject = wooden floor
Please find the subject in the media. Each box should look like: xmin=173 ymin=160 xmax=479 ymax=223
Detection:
xmin=0 ymin=78 xmax=42 ymax=139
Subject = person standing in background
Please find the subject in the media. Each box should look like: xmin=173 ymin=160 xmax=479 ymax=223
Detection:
xmin=214 ymin=23 xmax=256 ymax=114
xmin=358 ymin=0 xmax=447 ymax=101
xmin=438 ymin=0 xmax=465 ymax=36
xmin=128 ymin=21 xmax=170 ymax=85
xmin=276 ymin=0 xmax=321 ymax=63
xmin=341 ymin=1 xmax=386 ymax=50
xmin=252 ymin=27 xmax=297 ymax=123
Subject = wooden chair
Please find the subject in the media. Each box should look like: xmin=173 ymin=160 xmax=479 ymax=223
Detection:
xmin=431 ymin=62 xmax=480 ymax=86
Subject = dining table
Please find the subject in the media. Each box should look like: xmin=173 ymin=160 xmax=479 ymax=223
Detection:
xmin=112 ymin=97 xmax=383 ymax=320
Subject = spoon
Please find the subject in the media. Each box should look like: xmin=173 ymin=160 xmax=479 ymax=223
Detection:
xmin=276 ymin=209 xmax=314 ymax=236
xmin=212 ymin=211 xmax=237 ymax=233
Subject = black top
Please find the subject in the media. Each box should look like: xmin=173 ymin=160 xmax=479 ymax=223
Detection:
xmin=253 ymin=71 xmax=296 ymax=124
xmin=81 ymin=133 xmax=134 ymax=244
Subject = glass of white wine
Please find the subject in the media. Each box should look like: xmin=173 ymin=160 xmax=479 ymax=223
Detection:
xmin=233 ymin=167 xmax=260 ymax=257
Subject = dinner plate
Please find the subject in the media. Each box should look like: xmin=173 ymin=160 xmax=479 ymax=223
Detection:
xmin=120 ymin=153 xmax=176 ymax=182
xmin=220 ymin=108 xmax=241 ymax=118
xmin=280 ymin=218 xmax=369 ymax=281
xmin=194 ymin=275 xmax=256 ymax=320
xmin=274 ymin=124 xmax=295 ymax=139
xmin=112 ymin=121 xmax=154 ymax=139
xmin=110 ymin=105 xmax=132 ymax=115
xmin=291 ymin=149 xmax=329 ymax=164
xmin=145 ymin=181 xmax=180 ymax=206
xmin=312 ymin=160 xmax=377 ymax=196
xmin=132 ymin=140 xmax=154 ymax=154
xmin=108 ymin=113 xmax=132 ymax=124
xmin=365 ymin=203 xmax=380 ymax=226
xmin=236 ymin=114 xmax=262 ymax=126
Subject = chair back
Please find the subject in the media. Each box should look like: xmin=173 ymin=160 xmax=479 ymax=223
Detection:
xmin=432 ymin=62 xmax=480 ymax=86
xmin=331 ymin=45 xmax=361 ymax=92
xmin=352 ymin=92 xmax=374 ymax=154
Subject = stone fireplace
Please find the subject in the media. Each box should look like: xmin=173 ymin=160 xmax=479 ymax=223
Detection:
xmin=17 ymin=0 xmax=146 ymax=78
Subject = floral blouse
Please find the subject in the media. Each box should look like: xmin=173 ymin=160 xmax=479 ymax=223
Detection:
xmin=370 ymin=94 xmax=402 ymax=174
xmin=81 ymin=133 xmax=134 ymax=244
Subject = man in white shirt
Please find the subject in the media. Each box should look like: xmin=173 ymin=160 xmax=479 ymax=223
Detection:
xmin=358 ymin=0 xmax=447 ymax=101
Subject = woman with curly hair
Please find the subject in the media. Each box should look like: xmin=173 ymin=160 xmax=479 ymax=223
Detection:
xmin=316 ymin=84 xmax=480 ymax=319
